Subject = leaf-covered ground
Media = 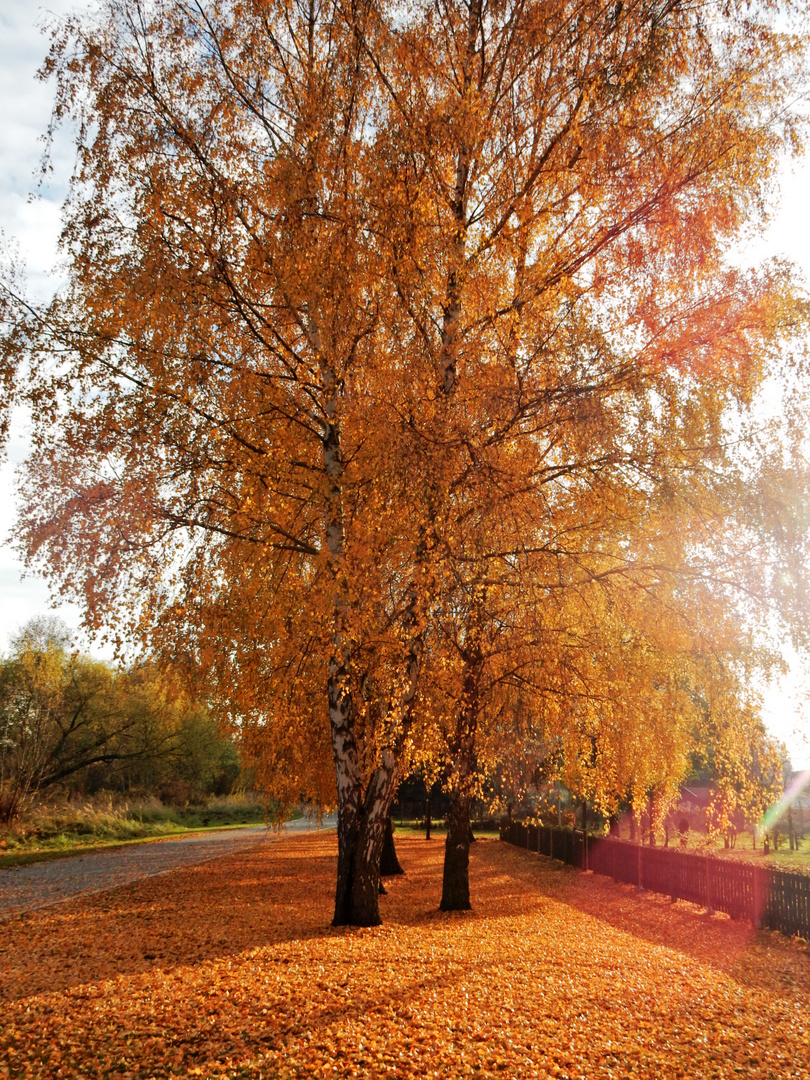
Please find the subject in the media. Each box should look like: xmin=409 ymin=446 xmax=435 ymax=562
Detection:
xmin=1 ymin=835 xmax=808 ymax=1079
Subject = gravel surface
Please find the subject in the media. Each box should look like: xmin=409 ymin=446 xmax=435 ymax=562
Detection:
xmin=0 ymin=816 xmax=336 ymax=918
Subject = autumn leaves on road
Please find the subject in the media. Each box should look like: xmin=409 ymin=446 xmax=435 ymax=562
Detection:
xmin=1 ymin=835 xmax=808 ymax=1079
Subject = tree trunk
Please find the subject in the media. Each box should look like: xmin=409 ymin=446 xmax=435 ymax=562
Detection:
xmin=380 ymin=815 xmax=404 ymax=876
xmin=327 ymin=553 xmax=421 ymax=925
xmin=332 ymin=789 xmax=387 ymax=926
xmin=329 ymin=654 xmax=363 ymax=924
xmin=344 ymin=816 xmax=386 ymax=925
xmin=440 ymin=649 xmax=480 ymax=911
xmin=321 ymin=359 xmax=404 ymax=927
xmin=333 ymin=793 xmax=361 ymax=924
xmin=332 ymin=753 xmax=400 ymax=926
xmin=441 ymin=785 xmax=474 ymax=911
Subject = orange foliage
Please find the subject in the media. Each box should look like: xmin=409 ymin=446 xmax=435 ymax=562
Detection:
xmin=1 ymin=835 xmax=808 ymax=1079
xmin=7 ymin=0 xmax=810 ymax=924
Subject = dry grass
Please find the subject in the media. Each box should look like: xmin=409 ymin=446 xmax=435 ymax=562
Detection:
xmin=0 ymin=795 xmax=270 ymax=866
xmin=1 ymin=835 xmax=809 ymax=1079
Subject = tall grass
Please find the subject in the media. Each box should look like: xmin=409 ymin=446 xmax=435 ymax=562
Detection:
xmin=0 ymin=793 xmax=270 ymax=857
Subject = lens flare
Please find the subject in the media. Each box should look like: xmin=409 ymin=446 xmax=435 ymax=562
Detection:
xmin=759 ymin=768 xmax=810 ymax=832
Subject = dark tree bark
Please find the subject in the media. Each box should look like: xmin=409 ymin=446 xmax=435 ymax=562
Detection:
xmin=332 ymin=803 xmax=388 ymax=926
xmin=380 ymin=815 xmax=404 ymax=876
xmin=333 ymin=808 xmax=388 ymax=926
xmin=323 ymin=356 xmax=390 ymax=928
xmin=441 ymin=785 xmax=474 ymax=910
xmin=440 ymin=649 xmax=480 ymax=911
xmin=581 ymin=798 xmax=588 ymax=870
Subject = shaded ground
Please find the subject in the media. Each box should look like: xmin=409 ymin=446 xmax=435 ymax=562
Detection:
xmin=1 ymin=834 xmax=808 ymax=1079
xmin=0 ymin=815 xmax=336 ymax=917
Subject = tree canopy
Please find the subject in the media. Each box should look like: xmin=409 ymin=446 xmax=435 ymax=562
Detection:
xmin=3 ymin=0 xmax=809 ymax=923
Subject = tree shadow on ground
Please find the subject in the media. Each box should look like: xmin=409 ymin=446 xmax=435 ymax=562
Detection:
xmin=3 ymin=832 xmax=806 ymax=1007
xmin=0 ymin=837 xmax=344 ymax=1000
xmin=1 ymin=835 xmax=808 ymax=1080
xmin=472 ymin=839 xmax=810 ymax=1000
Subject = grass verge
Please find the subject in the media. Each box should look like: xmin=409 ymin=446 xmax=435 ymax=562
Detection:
xmin=0 ymin=796 xmax=302 ymax=868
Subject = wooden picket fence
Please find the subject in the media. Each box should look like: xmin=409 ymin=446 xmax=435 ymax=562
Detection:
xmin=501 ymin=821 xmax=810 ymax=940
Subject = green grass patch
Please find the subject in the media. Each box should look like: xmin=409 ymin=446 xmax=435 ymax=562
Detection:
xmin=0 ymin=795 xmax=303 ymax=868
xmin=712 ymin=842 xmax=810 ymax=871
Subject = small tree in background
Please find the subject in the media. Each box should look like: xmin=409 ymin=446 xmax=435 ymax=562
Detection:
xmin=0 ymin=619 xmax=242 ymax=825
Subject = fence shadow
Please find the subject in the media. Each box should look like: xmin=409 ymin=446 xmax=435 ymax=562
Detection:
xmin=502 ymin=822 xmax=810 ymax=939
xmin=478 ymin=839 xmax=809 ymax=999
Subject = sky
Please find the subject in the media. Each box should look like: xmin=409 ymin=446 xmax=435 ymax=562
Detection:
xmin=1 ymin=1 xmax=809 ymax=769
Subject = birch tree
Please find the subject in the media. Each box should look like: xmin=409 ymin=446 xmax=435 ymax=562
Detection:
xmin=6 ymin=0 xmax=809 ymax=924
xmin=356 ymin=0 xmax=809 ymax=907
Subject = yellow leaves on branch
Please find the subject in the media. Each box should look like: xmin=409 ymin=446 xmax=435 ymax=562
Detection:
xmin=1 ymin=834 xmax=809 ymax=1079
xmin=8 ymin=0 xmax=810 ymax=923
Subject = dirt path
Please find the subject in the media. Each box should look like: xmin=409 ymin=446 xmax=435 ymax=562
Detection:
xmin=0 ymin=815 xmax=336 ymax=918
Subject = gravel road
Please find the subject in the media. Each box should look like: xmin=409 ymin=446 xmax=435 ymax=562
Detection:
xmin=0 ymin=815 xmax=336 ymax=918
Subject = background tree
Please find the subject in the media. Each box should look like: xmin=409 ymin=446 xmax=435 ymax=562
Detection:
xmin=686 ymin=674 xmax=785 ymax=847
xmin=0 ymin=618 xmax=238 ymax=825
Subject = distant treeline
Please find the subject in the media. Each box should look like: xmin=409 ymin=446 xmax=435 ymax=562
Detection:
xmin=0 ymin=618 xmax=243 ymax=825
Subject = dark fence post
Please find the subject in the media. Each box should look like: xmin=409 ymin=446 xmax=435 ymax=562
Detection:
xmin=753 ymin=865 xmax=764 ymax=930
xmin=582 ymin=800 xmax=588 ymax=872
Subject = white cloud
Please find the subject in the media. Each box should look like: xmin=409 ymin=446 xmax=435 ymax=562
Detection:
xmin=1 ymin=1 xmax=93 ymax=656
